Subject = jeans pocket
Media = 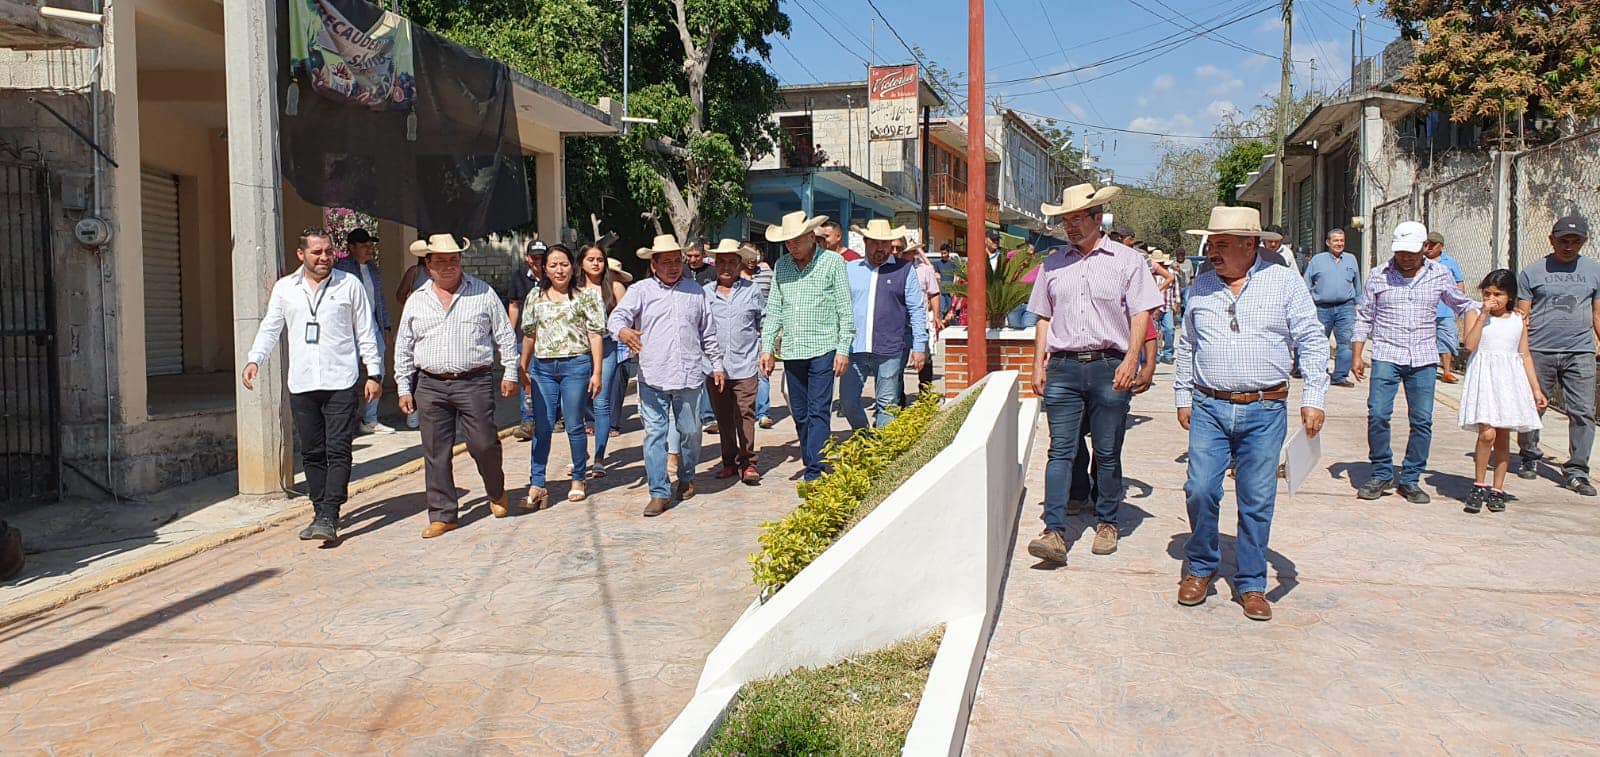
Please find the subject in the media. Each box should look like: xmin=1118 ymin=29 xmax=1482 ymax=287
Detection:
xmin=1260 ymin=398 xmax=1287 ymax=412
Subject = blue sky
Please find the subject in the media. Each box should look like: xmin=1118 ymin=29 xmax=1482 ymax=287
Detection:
xmin=764 ymin=0 xmax=1401 ymax=184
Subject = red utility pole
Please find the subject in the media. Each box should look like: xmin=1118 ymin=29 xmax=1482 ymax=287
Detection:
xmin=965 ymin=0 xmax=988 ymax=381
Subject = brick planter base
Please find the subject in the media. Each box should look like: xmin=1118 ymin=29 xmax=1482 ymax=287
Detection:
xmin=936 ymin=326 xmax=1040 ymax=398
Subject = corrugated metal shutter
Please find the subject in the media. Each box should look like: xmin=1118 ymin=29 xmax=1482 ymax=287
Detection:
xmin=1296 ymin=176 xmax=1315 ymax=255
xmin=141 ymin=169 xmax=183 ymax=376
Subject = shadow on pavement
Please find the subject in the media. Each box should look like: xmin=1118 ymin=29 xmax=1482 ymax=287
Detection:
xmin=1165 ymin=532 xmax=1299 ymax=602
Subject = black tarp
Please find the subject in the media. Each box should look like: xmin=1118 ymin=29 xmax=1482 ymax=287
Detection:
xmin=278 ymin=0 xmax=532 ymax=236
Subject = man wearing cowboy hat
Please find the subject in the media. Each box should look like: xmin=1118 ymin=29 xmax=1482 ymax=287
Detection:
xmin=243 ymin=227 xmax=383 ymax=542
xmin=1351 ymin=221 xmax=1480 ymax=504
xmin=760 ymin=211 xmax=856 ymax=481
xmin=609 ymin=234 xmax=725 ymax=516
xmin=703 ymin=239 xmax=766 ymax=483
xmin=1172 ymin=207 xmax=1329 ymax=621
xmin=841 ymin=219 xmax=928 ymax=430
xmin=394 ymin=233 xmax=521 ymax=539
xmin=1024 ymin=183 xmax=1164 ymax=564
xmin=1149 ymin=248 xmax=1180 ymax=364
xmin=898 ymin=237 xmax=942 ymax=403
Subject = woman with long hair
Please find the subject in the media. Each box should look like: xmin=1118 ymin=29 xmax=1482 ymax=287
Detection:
xmin=518 ymin=245 xmax=604 ymax=506
xmin=577 ymin=244 xmax=629 ymax=476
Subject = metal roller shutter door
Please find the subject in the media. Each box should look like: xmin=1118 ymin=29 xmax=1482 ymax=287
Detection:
xmin=141 ymin=169 xmax=183 ymax=376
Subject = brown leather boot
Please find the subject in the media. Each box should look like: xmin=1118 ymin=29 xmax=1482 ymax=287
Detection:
xmin=643 ymin=497 xmax=671 ymax=517
xmin=1177 ymin=573 xmax=1217 ymax=606
xmin=421 ymin=521 xmax=459 ymax=539
xmin=488 ymin=494 xmax=510 ymax=518
xmin=1241 ymin=591 xmax=1272 ymax=621
xmin=674 ymin=480 xmax=696 ymax=501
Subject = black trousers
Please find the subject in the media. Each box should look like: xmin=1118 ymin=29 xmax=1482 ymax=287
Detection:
xmin=415 ymin=372 xmax=505 ymax=523
xmin=289 ymin=383 xmax=362 ymax=522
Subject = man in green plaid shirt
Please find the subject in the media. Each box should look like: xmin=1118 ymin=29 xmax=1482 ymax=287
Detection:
xmin=759 ymin=211 xmax=856 ymax=481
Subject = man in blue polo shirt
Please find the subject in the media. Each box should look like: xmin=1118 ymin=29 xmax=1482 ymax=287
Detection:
xmin=1423 ymin=231 xmax=1466 ymax=383
xmin=842 ymin=219 xmax=928 ymax=430
xmin=1302 ymin=228 xmax=1362 ymax=387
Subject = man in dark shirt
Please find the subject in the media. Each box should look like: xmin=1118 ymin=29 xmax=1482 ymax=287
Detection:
xmin=507 ymin=240 xmax=545 ymax=440
xmin=686 ymin=237 xmax=718 ymax=287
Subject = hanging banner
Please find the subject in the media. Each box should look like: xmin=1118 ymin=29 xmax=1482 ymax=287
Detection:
xmin=288 ymin=0 xmax=416 ymax=110
xmin=868 ymin=64 xmax=919 ymax=142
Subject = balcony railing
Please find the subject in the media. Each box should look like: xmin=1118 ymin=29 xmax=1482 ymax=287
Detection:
xmin=928 ymin=172 xmax=1000 ymax=223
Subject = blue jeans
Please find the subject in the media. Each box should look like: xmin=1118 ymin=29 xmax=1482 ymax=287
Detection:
xmin=785 ymin=352 xmax=836 ymax=481
xmin=611 ymin=356 xmax=636 ymax=428
xmin=1005 ymin=303 xmax=1040 ymax=329
xmin=840 ymin=351 xmax=905 ymax=430
xmin=588 ymin=338 xmax=618 ymax=463
xmin=363 ymin=328 xmax=386 ymax=424
xmin=1042 ymin=354 xmax=1132 ymax=530
xmin=1183 ymin=392 xmax=1287 ymax=594
xmin=638 ymin=382 xmax=701 ymax=498
xmin=756 ymin=373 xmax=771 ymax=420
xmin=1156 ymin=310 xmax=1175 ymax=363
xmin=1316 ymin=301 xmax=1356 ymax=382
xmin=515 ymin=338 xmax=536 ymax=424
xmin=529 ymin=354 xmax=593 ymax=487
xmin=1367 ymin=360 xmax=1437 ymax=485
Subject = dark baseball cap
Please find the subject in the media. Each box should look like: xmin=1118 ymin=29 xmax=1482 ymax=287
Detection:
xmin=1426 ymin=231 xmax=1444 ymax=244
xmin=985 ymin=229 xmax=1001 ymax=242
xmin=346 ymin=228 xmax=377 ymax=244
xmin=525 ymin=240 xmax=548 ymax=255
xmin=1552 ymin=215 xmax=1590 ymax=239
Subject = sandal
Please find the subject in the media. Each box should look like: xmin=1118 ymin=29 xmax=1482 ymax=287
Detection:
xmin=522 ymin=486 xmax=550 ymax=511
xmin=568 ymin=481 xmax=587 ymax=502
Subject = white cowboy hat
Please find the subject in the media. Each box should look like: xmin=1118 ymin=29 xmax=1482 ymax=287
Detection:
xmin=705 ymin=238 xmax=761 ymax=263
xmin=416 ymin=233 xmax=469 ymax=256
xmin=636 ymin=233 xmax=685 ymax=260
xmin=707 ymin=238 xmax=744 ymax=254
xmin=764 ymin=211 xmax=830 ymax=243
xmin=1185 ymin=207 xmax=1282 ymax=241
xmin=1148 ymin=248 xmax=1172 ymax=265
xmin=606 ymin=257 xmax=634 ymax=283
xmin=1041 ymin=182 xmax=1123 ymax=217
xmin=850 ymin=218 xmax=909 ymax=241
xmin=408 ymin=239 xmax=429 ymax=256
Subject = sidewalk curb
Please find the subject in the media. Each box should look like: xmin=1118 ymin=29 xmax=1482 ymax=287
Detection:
xmin=0 ymin=426 xmax=519 ymax=629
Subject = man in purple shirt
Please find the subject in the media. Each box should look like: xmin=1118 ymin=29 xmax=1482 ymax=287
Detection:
xmin=1024 ymin=183 xmax=1164 ymax=565
xmin=609 ymin=234 xmax=725 ymax=517
xmin=1352 ymin=221 xmax=1480 ymax=503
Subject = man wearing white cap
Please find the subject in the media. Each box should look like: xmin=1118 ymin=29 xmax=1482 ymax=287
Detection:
xmin=841 ymin=219 xmax=928 ymax=430
xmin=1352 ymin=221 xmax=1480 ymax=504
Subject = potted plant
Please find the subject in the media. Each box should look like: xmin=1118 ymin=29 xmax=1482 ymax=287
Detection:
xmin=941 ymin=243 xmax=1040 ymax=329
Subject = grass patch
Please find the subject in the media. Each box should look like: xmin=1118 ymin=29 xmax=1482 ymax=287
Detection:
xmin=703 ymin=627 xmax=945 ymax=756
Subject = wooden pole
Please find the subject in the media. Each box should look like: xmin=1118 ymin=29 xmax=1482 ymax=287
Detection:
xmin=966 ymin=0 xmax=988 ymax=380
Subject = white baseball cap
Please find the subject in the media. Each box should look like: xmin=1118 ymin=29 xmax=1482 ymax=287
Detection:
xmin=1392 ymin=221 xmax=1427 ymax=253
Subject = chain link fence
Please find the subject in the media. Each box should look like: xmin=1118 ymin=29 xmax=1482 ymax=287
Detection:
xmin=1372 ymin=195 xmax=1412 ymax=266
xmin=1513 ymin=129 xmax=1600 ymax=271
xmin=1424 ymin=166 xmax=1498 ymax=289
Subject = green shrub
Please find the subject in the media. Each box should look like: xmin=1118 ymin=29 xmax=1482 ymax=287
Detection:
xmin=703 ymin=627 xmax=944 ymax=757
xmin=750 ymin=389 xmax=975 ymax=599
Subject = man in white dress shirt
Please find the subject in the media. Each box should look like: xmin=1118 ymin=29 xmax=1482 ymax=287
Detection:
xmin=243 ymin=228 xmax=383 ymax=542
xmin=394 ymin=234 xmax=520 ymax=539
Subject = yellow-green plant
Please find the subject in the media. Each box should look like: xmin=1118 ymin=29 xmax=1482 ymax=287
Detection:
xmin=751 ymin=391 xmax=945 ymax=598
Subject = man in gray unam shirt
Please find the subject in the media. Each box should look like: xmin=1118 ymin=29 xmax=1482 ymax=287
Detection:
xmin=1516 ymin=215 xmax=1599 ymax=495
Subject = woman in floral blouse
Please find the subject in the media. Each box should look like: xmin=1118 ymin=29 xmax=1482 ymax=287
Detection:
xmin=518 ymin=245 xmax=605 ymax=505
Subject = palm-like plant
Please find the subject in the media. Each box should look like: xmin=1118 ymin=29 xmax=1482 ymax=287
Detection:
xmin=941 ymin=245 xmax=1041 ymax=328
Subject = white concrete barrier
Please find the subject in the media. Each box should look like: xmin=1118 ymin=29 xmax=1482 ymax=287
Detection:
xmin=649 ymin=371 xmax=1039 ymax=756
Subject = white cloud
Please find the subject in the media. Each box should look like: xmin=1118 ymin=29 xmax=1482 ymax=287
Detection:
xmin=1129 ymin=112 xmax=1198 ymax=134
xmin=1208 ymin=78 xmax=1245 ymax=97
xmin=1203 ymin=99 xmax=1238 ymax=120
xmin=1151 ymin=74 xmax=1175 ymax=92
xmin=1194 ymin=64 xmax=1225 ymax=79
xmin=1136 ymin=95 xmax=1150 ymax=108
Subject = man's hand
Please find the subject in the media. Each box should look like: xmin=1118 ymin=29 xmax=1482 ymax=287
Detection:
xmin=241 ymin=362 xmax=259 ymax=390
xmin=1301 ymin=407 xmax=1326 ymax=437
xmin=713 ymin=371 xmax=726 ymax=392
xmin=833 ymin=353 xmax=849 ymax=377
xmin=759 ymin=352 xmax=776 ymax=377
xmin=619 ymin=327 xmax=644 ymax=353
xmin=499 ymin=380 xmax=517 ymax=398
xmin=909 ymin=351 xmax=927 ymax=372
xmin=364 ymin=379 xmax=382 ymax=402
xmin=1177 ymin=406 xmax=1192 ymax=430
xmin=1112 ymin=355 xmax=1139 ymax=391
xmin=1132 ymin=366 xmax=1155 ymax=394
xmin=1351 ymin=359 xmax=1367 ymax=382
xmin=398 ymin=395 xmax=415 ymax=415
xmin=1030 ymin=361 xmax=1046 ymax=397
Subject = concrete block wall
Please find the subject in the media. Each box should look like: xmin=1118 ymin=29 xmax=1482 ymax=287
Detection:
xmin=939 ymin=328 xmax=1039 ymax=399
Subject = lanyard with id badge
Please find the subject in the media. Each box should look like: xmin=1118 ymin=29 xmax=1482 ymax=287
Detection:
xmin=304 ymin=279 xmax=330 ymax=344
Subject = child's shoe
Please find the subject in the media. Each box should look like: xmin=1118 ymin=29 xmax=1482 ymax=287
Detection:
xmin=1486 ymin=488 xmax=1508 ymax=513
xmin=1464 ymin=484 xmax=1490 ymax=514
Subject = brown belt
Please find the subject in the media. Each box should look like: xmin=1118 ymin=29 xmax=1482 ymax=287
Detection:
xmin=420 ymin=366 xmax=492 ymax=381
xmin=1197 ymin=383 xmax=1288 ymax=404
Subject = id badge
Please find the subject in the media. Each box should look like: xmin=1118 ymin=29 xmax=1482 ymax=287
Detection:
xmin=304 ymin=322 xmax=320 ymax=344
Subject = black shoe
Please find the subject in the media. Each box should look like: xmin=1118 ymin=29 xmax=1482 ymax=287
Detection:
xmin=1356 ymin=479 xmax=1394 ymax=500
xmin=307 ymin=518 xmax=338 ymax=541
xmin=1290 ymin=368 xmax=1303 ymax=378
xmin=1463 ymin=485 xmax=1489 ymax=514
xmin=1517 ymin=459 xmax=1539 ymax=480
xmin=298 ymin=521 xmax=318 ymax=540
xmin=1486 ymin=489 xmax=1508 ymax=513
xmin=1397 ymin=483 xmax=1431 ymax=504
xmin=1563 ymin=476 xmax=1597 ymax=496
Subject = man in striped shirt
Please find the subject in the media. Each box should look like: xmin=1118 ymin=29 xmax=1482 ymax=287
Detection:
xmin=1352 ymin=221 xmax=1480 ymax=504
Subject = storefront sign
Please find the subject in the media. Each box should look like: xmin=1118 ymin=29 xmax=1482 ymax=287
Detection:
xmin=868 ymin=65 xmax=919 ymax=142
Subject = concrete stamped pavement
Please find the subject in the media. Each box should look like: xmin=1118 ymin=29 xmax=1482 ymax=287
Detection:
xmin=967 ymin=365 xmax=1600 ymax=753
xmin=0 ymin=406 xmax=827 ymax=754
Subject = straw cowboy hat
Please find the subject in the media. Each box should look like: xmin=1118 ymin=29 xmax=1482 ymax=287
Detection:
xmin=606 ymin=257 xmax=634 ymax=282
xmin=1185 ymin=206 xmax=1282 ymax=241
xmin=706 ymin=238 xmax=762 ymax=263
xmin=850 ymin=218 xmax=909 ymax=241
xmin=1041 ymin=182 xmax=1123 ymax=217
xmin=1149 ymin=248 xmax=1173 ymax=265
xmin=764 ymin=210 xmax=830 ymax=243
xmin=636 ymin=233 xmax=684 ymax=260
xmin=413 ymin=233 xmax=469 ymax=257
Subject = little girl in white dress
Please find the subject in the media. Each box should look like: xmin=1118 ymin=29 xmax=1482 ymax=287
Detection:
xmin=1458 ymin=269 xmax=1547 ymax=514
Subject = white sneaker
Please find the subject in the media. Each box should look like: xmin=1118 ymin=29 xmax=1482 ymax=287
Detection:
xmin=358 ymin=422 xmax=375 ymax=435
xmin=367 ymin=422 xmax=397 ymax=435
xmin=406 ymin=413 xmax=420 ymax=430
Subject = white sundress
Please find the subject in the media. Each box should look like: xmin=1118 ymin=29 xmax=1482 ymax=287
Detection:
xmin=1458 ymin=313 xmax=1543 ymax=432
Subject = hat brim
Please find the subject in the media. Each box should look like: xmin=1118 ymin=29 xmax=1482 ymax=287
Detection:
xmin=1392 ymin=242 xmax=1424 ymax=253
xmin=764 ymin=215 xmax=829 ymax=243
xmin=1554 ymin=231 xmax=1590 ymax=239
xmin=1042 ymin=186 xmax=1123 ymax=217
xmin=1184 ymin=229 xmax=1283 ymax=242
xmin=851 ymin=225 xmax=908 ymax=241
xmin=637 ymin=246 xmax=685 ymax=260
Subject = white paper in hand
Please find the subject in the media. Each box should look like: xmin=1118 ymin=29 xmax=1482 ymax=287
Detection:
xmin=1282 ymin=427 xmax=1322 ymax=495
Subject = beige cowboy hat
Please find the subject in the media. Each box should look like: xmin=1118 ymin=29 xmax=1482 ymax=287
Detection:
xmin=1148 ymin=248 xmax=1173 ymax=265
xmin=764 ymin=210 xmax=830 ymax=243
xmin=606 ymin=257 xmax=634 ymax=283
xmin=414 ymin=233 xmax=469 ymax=257
xmin=850 ymin=218 xmax=909 ymax=241
xmin=1185 ymin=206 xmax=1282 ymax=241
xmin=636 ymin=233 xmax=684 ymax=260
xmin=1041 ymin=182 xmax=1123 ymax=217
xmin=705 ymin=238 xmax=761 ymax=263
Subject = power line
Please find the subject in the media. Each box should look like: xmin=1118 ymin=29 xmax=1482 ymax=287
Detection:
xmin=1006 ymin=107 xmax=1270 ymax=141
xmin=774 ymin=39 xmax=822 ymax=83
xmin=1128 ymin=0 xmax=1288 ymax=62
xmin=1032 ymin=0 xmax=1112 ymax=128
xmin=858 ymin=0 xmax=967 ymax=109
xmin=798 ymin=0 xmax=873 ymax=54
xmin=991 ymin=0 xmax=1083 ymax=133
xmin=787 ymin=0 xmax=871 ymax=66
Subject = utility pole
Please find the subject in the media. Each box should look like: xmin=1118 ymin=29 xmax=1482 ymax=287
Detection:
xmin=966 ymin=0 xmax=988 ymax=379
xmin=1274 ymin=0 xmax=1292 ymax=227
